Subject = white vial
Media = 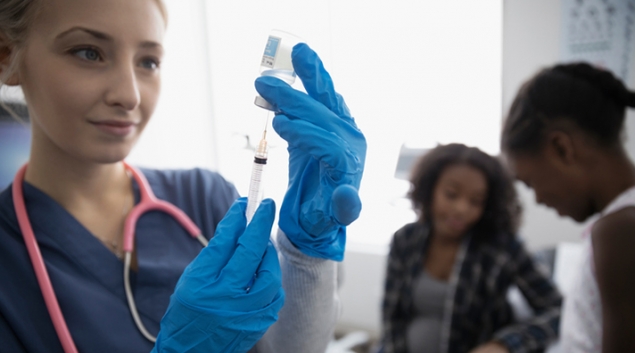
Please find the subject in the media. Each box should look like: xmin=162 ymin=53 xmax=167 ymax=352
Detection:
xmin=254 ymin=29 xmax=304 ymax=111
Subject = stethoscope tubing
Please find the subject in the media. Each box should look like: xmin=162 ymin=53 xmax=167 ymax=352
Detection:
xmin=12 ymin=164 xmax=79 ymax=353
xmin=12 ymin=162 xmax=207 ymax=352
xmin=122 ymin=164 xmax=205 ymax=252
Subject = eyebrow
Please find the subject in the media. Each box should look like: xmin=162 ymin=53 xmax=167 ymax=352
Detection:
xmin=139 ymin=41 xmax=162 ymax=50
xmin=56 ymin=27 xmax=112 ymax=41
xmin=55 ymin=26 xmax=162 ymax=50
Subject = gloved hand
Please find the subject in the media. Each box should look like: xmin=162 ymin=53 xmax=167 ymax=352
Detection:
xmin=255 ymin=43 xmax=366 ymax=261
xmin=152 ymin=198 xmax=284 ymax=353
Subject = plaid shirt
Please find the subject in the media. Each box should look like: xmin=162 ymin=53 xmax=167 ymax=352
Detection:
xmin=379 ymin=222 xmax=562 ymax=353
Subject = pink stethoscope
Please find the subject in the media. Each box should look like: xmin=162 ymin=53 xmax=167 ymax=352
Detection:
xmin=12 ymin=162 xmax=209 ymax=353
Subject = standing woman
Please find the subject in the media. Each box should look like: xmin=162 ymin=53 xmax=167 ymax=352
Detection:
xmin=0 ymin=0 xmax=366 ymax=352
xmin=501 ymin=63 xmax=635 ymax=352
xmin=379 ymin=144 xmax=561 ymax=353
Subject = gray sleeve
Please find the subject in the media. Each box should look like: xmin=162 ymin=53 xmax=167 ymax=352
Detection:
xmin=251 ymin=229 xmax=341 ymax=353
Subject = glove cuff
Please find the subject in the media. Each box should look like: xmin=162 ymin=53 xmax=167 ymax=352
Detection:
xmin=280 ymin=215 xmax=346 ymax=261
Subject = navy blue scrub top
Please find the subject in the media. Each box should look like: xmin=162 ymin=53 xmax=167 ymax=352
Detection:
xmin=0 ymin=168 xmax=239 ymax=352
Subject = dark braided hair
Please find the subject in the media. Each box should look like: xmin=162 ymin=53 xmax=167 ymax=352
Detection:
xmin=408 ymin=143 xmax=521 ymax=241
xmin=502 ymin=62 xmax=635 ymax=154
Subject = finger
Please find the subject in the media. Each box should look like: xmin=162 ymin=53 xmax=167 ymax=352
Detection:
xmin=331 ymin=184 xmax=362 ymax=225
xmin=243 ymin=241 xmax=282 ymax=308
xmin=255 ymin=76 xmax=356 ymax=134
xmin=222 ymin=198 xmax=276 ymax=285
xmin=290 ymin=43 xmax=352 ymax=120
xmin=182 ymin=198 xmax=247 ymax=277
xmin=273 ymin=115 xmax=362 ymax=176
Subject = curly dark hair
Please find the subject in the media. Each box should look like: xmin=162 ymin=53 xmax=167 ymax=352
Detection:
xmin=502 ymin=62 xmax=635 ymax=155
xmin=408 ymin=143 xmax=521 ymax=240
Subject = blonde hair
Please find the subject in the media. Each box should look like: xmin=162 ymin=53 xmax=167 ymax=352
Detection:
xmin=0 ymin=0 xmax=38 ymax=122
xmin=0 ymin=0 xmax=168 ymax=122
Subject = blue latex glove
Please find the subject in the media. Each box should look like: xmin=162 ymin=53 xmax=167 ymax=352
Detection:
xmin=152 ymin=198 xmax=284 ymax=353
xmin=255 ymin=43 xmax=366 ymax=261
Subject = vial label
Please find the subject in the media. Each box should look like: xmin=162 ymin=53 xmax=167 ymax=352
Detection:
xmin=261 ymin=36 xmax=281 ymax=69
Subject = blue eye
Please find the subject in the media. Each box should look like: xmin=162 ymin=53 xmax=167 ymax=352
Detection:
xmin=73 ymin=48 xmax=101 ymax=61
xmin=140 ymin=58 xmax=160 ymax=70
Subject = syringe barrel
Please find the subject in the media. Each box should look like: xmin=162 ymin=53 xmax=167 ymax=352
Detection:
xmin=246 ymin=157 xmax=267 ymax=224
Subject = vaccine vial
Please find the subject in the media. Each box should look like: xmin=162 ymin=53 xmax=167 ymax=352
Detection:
xmin=254 ymin=29 xmax=304 ymax=111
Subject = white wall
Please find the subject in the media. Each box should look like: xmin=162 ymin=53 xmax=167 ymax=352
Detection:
xmin=126 ymin=0 xmax=217 ymax=171
xmin=336 ymin=247 xmax=388 ymax=336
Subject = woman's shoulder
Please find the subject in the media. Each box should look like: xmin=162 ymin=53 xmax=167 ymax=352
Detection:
xmin=594 ymin=205 xmax=635 ymax=234
xmin=391 ymin=222 xmax=429 ymax=249
xmin=591 ymin=206 xmax=635 ymax=274
xmin=393 ymin=221 xmax=424 ymax=238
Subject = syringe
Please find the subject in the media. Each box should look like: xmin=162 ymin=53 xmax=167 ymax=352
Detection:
xmin=245 ymin=117 xmax=270 ymax=224
xmin=246 ymin=30 xmax=301 ymax=223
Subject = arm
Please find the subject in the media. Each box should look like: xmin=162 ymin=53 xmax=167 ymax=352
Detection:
xmin=491 ymin=239 xmax=562 ymax=353
xmin=592 ymin=208 xmax=635 ymax=353
xmin=378 ymin=233 xmax=408 ymax=353
xmin=253 ymin=230 xmax=339 ymax=353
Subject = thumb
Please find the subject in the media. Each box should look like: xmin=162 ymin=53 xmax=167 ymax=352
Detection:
xmin=331 ymin=184 xmax=361 ymax=226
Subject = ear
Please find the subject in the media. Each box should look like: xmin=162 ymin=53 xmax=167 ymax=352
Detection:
xmin=0 ymin=36 xmax=19 ymax=86
xmin=545 ymin=130 xmax=576 ymax=167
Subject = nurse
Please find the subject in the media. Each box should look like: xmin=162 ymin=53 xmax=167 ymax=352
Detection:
xmin=0 ymin=0 xmax=366 ymax=353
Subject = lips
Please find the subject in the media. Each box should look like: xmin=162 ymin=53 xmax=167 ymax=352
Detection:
xmin=90 ymin=120 xmax=137 ymax=137
xmin=445 ymin=217 xmax=466 ymax=232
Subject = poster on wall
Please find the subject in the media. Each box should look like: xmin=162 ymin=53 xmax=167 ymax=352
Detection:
xmin=561 ymin=0 xmax=635 ymax=86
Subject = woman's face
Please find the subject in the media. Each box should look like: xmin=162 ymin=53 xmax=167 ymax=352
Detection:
xmin=16 ymin=0 xmax=165 ymax=164
xmin=507 ymin=152 xmax=592 ymax=222
xmin=431 ymin=163 xmax=488 ymax=240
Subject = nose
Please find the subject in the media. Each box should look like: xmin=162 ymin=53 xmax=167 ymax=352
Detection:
xmin=105 ymin=63 xmax=141 ymax=111
xmin=454 ymin=198 xmax=470 ymax=215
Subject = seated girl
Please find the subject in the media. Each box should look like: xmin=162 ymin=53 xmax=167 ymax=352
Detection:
xmin=378 ymin=143 xmax=561 ymax=353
